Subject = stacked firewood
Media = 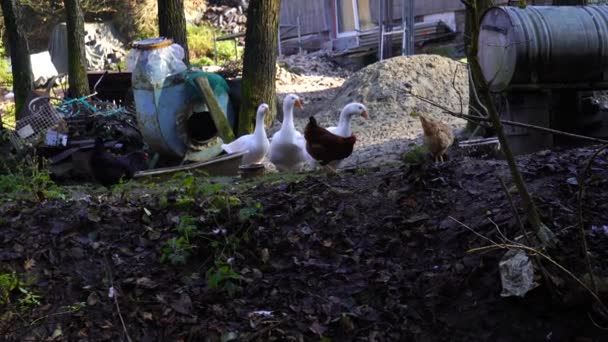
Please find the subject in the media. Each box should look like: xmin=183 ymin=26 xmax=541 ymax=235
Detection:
xmin=203 ymin=5 xmax=247 ymax=34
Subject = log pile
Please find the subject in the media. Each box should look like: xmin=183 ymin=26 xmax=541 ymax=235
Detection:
xmin=202 ymin=5 xmax=247 ymax=34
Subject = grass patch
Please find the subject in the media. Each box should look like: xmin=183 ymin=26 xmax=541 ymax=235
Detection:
xmin=187 ymin=24 xmax=243 ymax=66
xmin=1 ymin=103 xmax=16 ymax=129
xmin=0 ymin=159 xmax=65 ymax=203
xmin=0 ymin=46 xmax=13 ymax=87
xmin=402 ymin=145 xmax=428 ymax=165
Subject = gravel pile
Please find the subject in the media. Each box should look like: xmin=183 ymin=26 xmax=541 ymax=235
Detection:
xmin=269 ymin=54 xmax=469 ymax=170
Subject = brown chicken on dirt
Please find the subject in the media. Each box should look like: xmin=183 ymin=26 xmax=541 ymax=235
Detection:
xmin=304 ymin=116 xmax=356 ymax=172
xmin=419 ymin=114 xmax=454 ymax=163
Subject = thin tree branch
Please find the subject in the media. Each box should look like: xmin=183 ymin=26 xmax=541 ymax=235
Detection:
xmin=453 ymin=217 xmax=608 ymax=318
xmin=576 ymin=144 xmax=608 ymax=295
xmin=498 ymin=176 xmax=534 ymax=246
xmin=462 ymin=0 xmax=548 ymax=244
xmin=407 ymin=90 xmax=608 ymax=145
xmin=452 ymin=63 xmax=464 ymax=115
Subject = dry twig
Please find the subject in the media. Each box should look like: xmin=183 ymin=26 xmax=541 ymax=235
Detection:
xmin=450 ymin=216 xmax=608 ymax=320
xmin=576 ymin=144 xmax=608 ymax=294
xmin=408 ymin=90 xmax=608 ymax=145
xmin=104 ymin=255 xmax=133 ymax=342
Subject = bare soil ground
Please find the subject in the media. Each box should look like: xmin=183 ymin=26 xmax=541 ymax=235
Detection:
xmin=1 ymin=146 xmax=608 ymax=341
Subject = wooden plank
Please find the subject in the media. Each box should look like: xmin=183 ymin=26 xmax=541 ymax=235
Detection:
xmin=280 ymin=0 xmax=328 ymax=38
xmin=193 ymin=77 xmax=235 ymax=143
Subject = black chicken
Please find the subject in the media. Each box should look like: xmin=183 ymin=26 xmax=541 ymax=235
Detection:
xmin=89 ymin=138 xmax=149 ymax=187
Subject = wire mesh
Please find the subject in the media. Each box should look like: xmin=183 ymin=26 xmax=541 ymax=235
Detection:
xmin=9 ymin=97 xmax=66 ymax=152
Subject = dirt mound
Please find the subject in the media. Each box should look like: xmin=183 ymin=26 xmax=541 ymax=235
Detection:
xmin=327 ymin=54 xmax=468 ymax=119
xmin=283 ymin=55 xmax=469 ymax=169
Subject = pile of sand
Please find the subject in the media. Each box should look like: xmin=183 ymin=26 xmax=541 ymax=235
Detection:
xmin=288 ymin=54 xmax=470 ymax=169
xmin=324 ymin=54 xmax=468 ymax=120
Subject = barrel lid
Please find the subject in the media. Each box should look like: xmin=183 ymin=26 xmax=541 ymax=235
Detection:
xmin=478 ymin=7 xmax=517 ymax=92
xmin=131 ymin=37 xmax=174 ymax=50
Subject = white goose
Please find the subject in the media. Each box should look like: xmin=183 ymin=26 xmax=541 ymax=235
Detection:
xmin=221 ymin=103 xmax=270 ymax=165
xmin=323 ymin=102 xmax=369 ymax=169
xmin=269 ymin=94 xmax=310 ymax=171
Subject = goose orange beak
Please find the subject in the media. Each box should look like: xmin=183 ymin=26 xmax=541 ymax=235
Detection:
xmin=295 ymin=99 xmax=303 ymax=109
xmin=361 ymin=110 xmax=369 ymax=119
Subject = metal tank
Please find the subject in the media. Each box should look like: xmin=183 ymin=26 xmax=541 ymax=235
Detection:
xmin=478 ymin=6 xmax=608 ymax=92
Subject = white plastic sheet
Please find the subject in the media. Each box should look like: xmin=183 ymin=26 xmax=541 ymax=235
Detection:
xmin=499 ymin=249 xmax=537 ymax=297
xmin=126 ymin=40 xmax=187 ymax=85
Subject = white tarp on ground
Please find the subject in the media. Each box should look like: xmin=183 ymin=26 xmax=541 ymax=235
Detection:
xmin=48 ymin=21 xmax=127 ymax=74
xmin=8 ymin=51 xmax=59 ymax=88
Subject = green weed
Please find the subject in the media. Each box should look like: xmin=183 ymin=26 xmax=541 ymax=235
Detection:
xmin=1 ymin=103 xmax=16 ymax=129
xmin=0 ymin=160 xmax=65 ymax=202
xmin=205 ymin=260 xmax=240 ymax=296
xmin=238 ymin=200 xmax=263 ymax=222
xmin=161 ymin=236 xmax=194 ymax=265
xmin=0 ymin=271 xmax=41 ymax=309
xmin=0 ymin=46 xmax=13 ymax=87
xmin=402 ymin=145 xmax=428 ymax=165
xmin=187 ymin=24 xmax=242 ymax=65
xmin=160 ymin=215 xmax=199 ymax=265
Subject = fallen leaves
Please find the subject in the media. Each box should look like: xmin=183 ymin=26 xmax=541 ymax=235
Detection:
xmin=1 ymin=147 xmax=608 ymax=341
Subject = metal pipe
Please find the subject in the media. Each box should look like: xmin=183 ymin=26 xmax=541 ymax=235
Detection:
xmin=380 ymin=25 xmax=385 ymax=61
xmin=401 ymin=0 xmax=406 ymax=55
xmin=377 ymin=0 xmax=383 ymax=60
xmin=213 ymin=31 xmax=218 ymax=64
xmin=278 ymin=26 xmax=282 ymax=56
xmin=233 ymin=38 xmax=238 ymax=60
xmin=297 ymin=16 xmax=302 ymax=54
xmin=404 ymin=0 xmax=414 ymax=55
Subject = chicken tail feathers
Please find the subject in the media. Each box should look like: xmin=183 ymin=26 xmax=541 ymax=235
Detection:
xmin=308 ymin=116 xmax=318 ymax=126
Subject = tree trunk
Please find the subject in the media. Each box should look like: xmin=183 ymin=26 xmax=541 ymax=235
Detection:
xmin=63 ymin=0 xmax=90 ymax=98
xmin=238 ymin=0 xmax=281 ymax=136
xmin=158 ymin=0 xmax=190 ymax=66
xmin=464 ymin=0 xmax=493 ymax=135
xmin=1 ymin=0 xmax=33 ymax=119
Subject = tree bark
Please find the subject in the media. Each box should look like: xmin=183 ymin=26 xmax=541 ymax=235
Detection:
xmin=158 ymin=0 xmax=190 ymax=66
xmin=238 ymin=0 xmax=281 ymax=136
xmin=63 ymin=0 xmax=90 ymax=98
xmin=1 ymin=0 xmax=33 ymax=119
xmin=462 ymin=0 xmax=552 ymax=245
xmin=463 ymin=0 xmax=493 ymax=134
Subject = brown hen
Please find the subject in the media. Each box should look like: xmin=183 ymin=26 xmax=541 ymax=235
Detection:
xmin=304 ymin=116 xmax=356 ymax=172
xmin=419 ymin=114 xmax=454 ymax=163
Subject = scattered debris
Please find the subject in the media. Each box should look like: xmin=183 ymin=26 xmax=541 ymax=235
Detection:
xmin=203 ymin=4 xmax=247 ymax=34
xmin=499 ymin=249 xmax=538 ymax=298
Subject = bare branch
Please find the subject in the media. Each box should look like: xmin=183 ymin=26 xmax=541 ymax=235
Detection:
xmin=407 ymin=90 xmax=608 ymax=145
xmin=498 ymin=176 xmax=534 ymax=246
xmin=576 ymin=144 xmax=608 ymax=294
xmin=453 ymin=219 xmax=608 ymax=318
xmin=452 ymin=63 xmax=464 ymax=115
